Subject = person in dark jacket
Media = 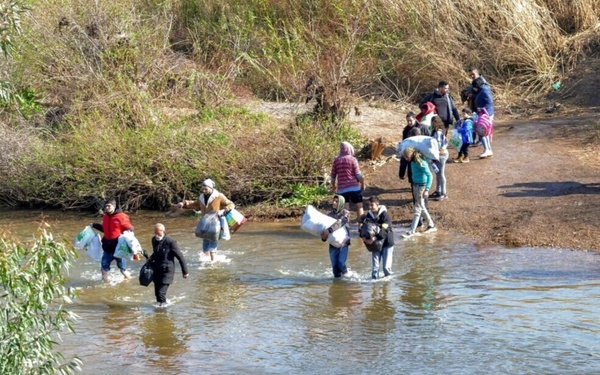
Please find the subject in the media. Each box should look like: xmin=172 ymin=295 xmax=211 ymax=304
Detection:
xmin=420 ymin=80 xmax=460 ymax=134
xmin=472 ymin=76 xmax=495 ymax=158
xmin=149 ymin=223 xmax=189 ymax=306
xmin=92 ymin=198 xmax=134 ymax=282
xmin=358 ymin=196 xmax=395 ymax=279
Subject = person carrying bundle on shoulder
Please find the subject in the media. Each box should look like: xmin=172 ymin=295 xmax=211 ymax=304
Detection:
xmin=321 ymin=195 xmax=351 ymax=278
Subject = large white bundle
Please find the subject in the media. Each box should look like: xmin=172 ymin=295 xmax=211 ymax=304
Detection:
xmin=397 ymin=136 xmax=440 ymax=161
xmin=300 ymin=205 xmax=348 ymax=248
xmin=301 ymin=205 xmax=335 ymax=236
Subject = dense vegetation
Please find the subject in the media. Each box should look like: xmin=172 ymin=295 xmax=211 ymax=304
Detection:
xmin=0 ymin=225 xmax=81 ymax=374
xmin=0 ymin=0 xmax=598 ymax=210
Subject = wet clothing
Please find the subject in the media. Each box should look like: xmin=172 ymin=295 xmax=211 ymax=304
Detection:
xmin=359 ymin=206 xmax=394 ymax=279
xmin=358 ymin=206 xmax=394 ymax=248
xmin=324 ymin=195 xmax=351 ymax=277
xmin=182 ymin=188 xmax=235 ymax=254
xmin=150 ymin=235 xmax=188 ymax=303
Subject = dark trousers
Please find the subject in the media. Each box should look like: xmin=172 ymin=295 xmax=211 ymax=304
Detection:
xmin=154 ymin=281 xmax=170 ymax=303
xmin=459 ymin=143 xmax=470 ymax=157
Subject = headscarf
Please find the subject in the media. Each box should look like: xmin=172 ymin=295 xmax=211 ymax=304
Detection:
xmin=202 ymin=179 xmax=216 ymax=189
xmin=339 ymin=142 xmax=355 ymax=157
xmin=334 ymin=194 xmax=346 ymax=213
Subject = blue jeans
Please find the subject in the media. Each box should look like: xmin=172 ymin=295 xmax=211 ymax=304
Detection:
xmin=101 ymin=251 xmax=127 ymax=272
xmin=372 ymin=245 xmax=394 ymax=279
xmin=329 ymin=244 xmax=349 ymax=278
xmin=202 ymin=239 xmax=218 ymax=252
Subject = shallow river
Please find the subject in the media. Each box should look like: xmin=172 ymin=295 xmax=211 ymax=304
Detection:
xmin=2 ymin=210 xmax=600 ymax=374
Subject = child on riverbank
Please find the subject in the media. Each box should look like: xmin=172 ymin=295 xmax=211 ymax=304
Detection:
xmin=402 ymin=147 xmax=436 ymax=239
xmin=454 ymin=108 xmax=475 ymax=163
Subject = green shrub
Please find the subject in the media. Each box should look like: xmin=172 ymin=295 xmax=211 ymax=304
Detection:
xmin=0 ymin=226 xmax=81 ymax=374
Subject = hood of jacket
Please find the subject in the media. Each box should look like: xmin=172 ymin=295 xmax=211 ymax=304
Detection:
xmin=339 ymin=142 xmax=355 ymax=157
xmin=333 ymin=194 xmax=346 ymax=213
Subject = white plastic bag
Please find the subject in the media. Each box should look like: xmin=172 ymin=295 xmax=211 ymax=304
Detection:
xmin=397 ymin=136 xmax=440 ymax=161
xmin=122 ymin=231 xmax=143 ymax=255
xmin=74 ymin=225 xmax=95 ymax=250
xmin=219 ymin=215 xmax=231 ymax=241
xmin=449 ymin=129 xmax=463 ymax=150
xmin=195 ymin=212 xmax=221 ymax=241
xmin=300 ymin=205 xmax=348 ymax=247
xmin=327 ymin=228 xmax=348 ymax=248
xmin=301 ymin=205 xmax=336 ymax=236
xmin=114 ymin=231 xmax=142 ymax=259
xmin=114 ymin=235 xmax=133 ymax=259
xmin=86 ymin=233 xmax=103 ymax=262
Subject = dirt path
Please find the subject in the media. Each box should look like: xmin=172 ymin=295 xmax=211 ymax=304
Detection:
xmin=241 ymin=96 xmax=600 ymax=251
xmin=361 ymin=109 xmax=600 ymax=251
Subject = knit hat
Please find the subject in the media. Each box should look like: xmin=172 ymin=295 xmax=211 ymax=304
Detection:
xmin=202 ymin=179 xmax=216 ymax=189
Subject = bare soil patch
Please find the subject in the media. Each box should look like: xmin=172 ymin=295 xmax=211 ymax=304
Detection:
xmin=364 ymin=111 xmax=600 ymax=251
xmin=238 ymin=60 xmax=600 ymax=251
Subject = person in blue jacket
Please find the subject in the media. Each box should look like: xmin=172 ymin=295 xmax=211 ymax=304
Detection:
xmin=454 ymin=108 xmax=475 ymax=163
xmin=472 ymin=77 xmax=495 ymax=158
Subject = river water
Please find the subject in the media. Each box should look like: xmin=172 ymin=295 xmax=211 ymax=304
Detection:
xmin=2 ymin=210 xmax=600 ymax=374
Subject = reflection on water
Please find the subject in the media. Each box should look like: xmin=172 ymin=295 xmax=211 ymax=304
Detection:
xmin=2 ymin=210 xmax=600 ymax=374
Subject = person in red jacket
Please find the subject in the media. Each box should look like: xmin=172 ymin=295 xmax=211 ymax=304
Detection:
xmin=92 ymin=198 xmax=134 ymax=282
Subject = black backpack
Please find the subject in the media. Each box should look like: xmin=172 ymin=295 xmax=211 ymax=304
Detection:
xmin=359 ymin=221 xmax=384 ymax=252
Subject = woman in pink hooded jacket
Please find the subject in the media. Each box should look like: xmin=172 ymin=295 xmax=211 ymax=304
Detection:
xmin=330 ymin=142 xmax=366 ymax=220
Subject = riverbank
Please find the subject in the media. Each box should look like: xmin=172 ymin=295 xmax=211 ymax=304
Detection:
xmin=239 ymin=98 xmax=600 ymax=252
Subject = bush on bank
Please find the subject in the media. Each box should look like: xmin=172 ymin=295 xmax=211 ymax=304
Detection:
xmin=0 ymin=226 xmax=81 ymax=374
xmin=0 ymin=0 xmax=598 ymax=209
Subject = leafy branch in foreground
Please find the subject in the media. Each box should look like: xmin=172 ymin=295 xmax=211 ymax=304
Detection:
xmin=0 ymin=223 xmax=82 ymax=375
